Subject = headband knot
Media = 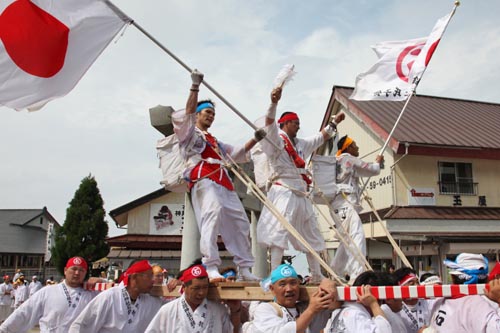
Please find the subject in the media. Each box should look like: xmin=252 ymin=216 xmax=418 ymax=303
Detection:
xmin=122 ymin=260 xmax=152 ymax=286
xmin=336 ymin=136 xmax=353 ymax=156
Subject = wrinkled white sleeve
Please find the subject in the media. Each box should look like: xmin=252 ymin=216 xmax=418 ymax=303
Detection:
xmin=172 ymin=108 xmax=196 ymax=144
xmin=220 ymin=141 xmax=250 ymax=164
xmin=351 ymin=155 xmax=381 ymax=177
xmin=340 ymin=307 xmax=392 ymax=333
xmin=0 ymin=290 xmax=44 ymax=333
xmin=298 ymin=132 xmax=325 ymax=158
xmin=259 ymin=105 xmax=284 ymax=159
xmin=250 ymin=303 xmax=295 ymax=333
xmin=68 ymin=293 xmax=110 ymax=333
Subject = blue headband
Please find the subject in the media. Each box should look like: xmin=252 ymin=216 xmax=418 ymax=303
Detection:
xmin=196 ymin=102 xmax=214 ymax=113
xmin=270 ymin=264 xmax=298 ymax=284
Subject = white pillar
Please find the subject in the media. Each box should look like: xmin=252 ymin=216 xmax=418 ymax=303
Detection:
xmin=251 ymin=211 xmax=267 ymax=278
xmin=180 ymin=193 xmax=201 ymax=270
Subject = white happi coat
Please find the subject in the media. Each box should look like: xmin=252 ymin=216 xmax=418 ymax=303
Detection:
xmin=257 ymin=108 xmax=326 ymax=252
xmin=426 ymin=295 xmax=500 ymax=333
xmin=0 ymin=281 xmax=97 ymax=333
xmin=330 ymin=153 xmax=381 ymax=280
xmin=69 ymin=284 xmax=162 ymax=333
xmin=242 ymin=301 xmax=330 ymax=333
xmin=325 ymin=302 xmax=391 ymax=333
xmin=13 ymin=283 xmax=28 ymax=308
xmin=0 ymin=282 xmax=13 ymax=322
xmin=172 ymin=110 xmax=254 ymax=268
xmin=381 ymin=304 xmax=407 ymax=333
xmin=145 ymin=294 xmax=234 ymax=333
xmin=29 ymin=280 xmax=43 ymax=297
xmin=398 ymin=300 xmax=433 ymax=333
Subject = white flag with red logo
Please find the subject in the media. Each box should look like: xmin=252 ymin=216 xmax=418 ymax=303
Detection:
xmin=350 ymin=12 xmax=452 ymax=101
xmin=0 ymin=0 xmax=129 ymax=111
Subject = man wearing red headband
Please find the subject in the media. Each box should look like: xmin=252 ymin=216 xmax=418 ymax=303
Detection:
xmin=393 ymin=267 xmax=432 ymax=333
xmin=70 ymin=260 xmax=162 ymax=333
xmin=0 ymin=256 xmax=98 ymax=332
xmin=171 ymin=70 xmax=264 ymax=281
xmin=146 ymin=263 xmax=242 ymax=333
xmin=330 ymin=135 xmax=384 ymax=283
xmin=256 ymin=85 xmax=345 ymax=283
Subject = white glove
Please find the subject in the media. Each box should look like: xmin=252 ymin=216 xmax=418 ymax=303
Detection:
xmin=191 ymin=69 xmax=204 ymax=86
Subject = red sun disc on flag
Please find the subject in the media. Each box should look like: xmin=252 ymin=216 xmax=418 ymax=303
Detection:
xmin=395 ymin=42 xmax=425 ymax=83
xmin=0 ymin=0 xmax=69 ymax=78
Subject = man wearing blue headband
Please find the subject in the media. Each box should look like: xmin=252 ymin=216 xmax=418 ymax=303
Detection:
xmin=172 ymin=69 xmax=266 ymax=281
xmin=421 ymin=253 xmax=500 ymax=333
xmin=243 ymin=264 xmax=340 ymax=332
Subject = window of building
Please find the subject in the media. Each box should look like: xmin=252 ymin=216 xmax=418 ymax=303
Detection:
xmin=438 ymin=162 xmax=476 ymax=195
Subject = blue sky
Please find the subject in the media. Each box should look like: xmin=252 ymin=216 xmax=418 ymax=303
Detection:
xmin=1 ymin=0 xmax=499 ymax=244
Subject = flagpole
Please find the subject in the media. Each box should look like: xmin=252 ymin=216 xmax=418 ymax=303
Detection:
xmin=378 ymin=1 xmax=459 ymax=157
xmin=104 ymin=0 xmax=258 ymax=131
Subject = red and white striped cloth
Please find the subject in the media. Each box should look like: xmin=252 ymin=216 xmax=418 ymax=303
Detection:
xmin=337 ymin=284 xmax=486 ymax=301
xmin=85 ymin=282 xmax=486 ymax=301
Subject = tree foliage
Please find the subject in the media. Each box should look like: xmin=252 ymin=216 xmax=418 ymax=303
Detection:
xmin=52 ymin=175 xmax=109 ymax=274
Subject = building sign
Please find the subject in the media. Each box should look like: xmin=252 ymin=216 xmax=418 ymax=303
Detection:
xmin=408 ymin=187 xmax=436 ymax=206
xmin=149 ymin=203 xmax=184 ymax=235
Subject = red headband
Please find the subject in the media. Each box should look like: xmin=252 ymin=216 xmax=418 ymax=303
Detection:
xmin=488 ymin=262 xmax=500 ymax=281
xmin=122 ymin=260 xmax=152 ymax=286
xmin=277 ymin=112 xmax=299 ymax=124
xmin=180 ymin=265 xmax=208 ymax=284
xmin=65 ymin=257 xmax=88 ymax=271
xmin=398 ymin=273 xmax=418 ymax=286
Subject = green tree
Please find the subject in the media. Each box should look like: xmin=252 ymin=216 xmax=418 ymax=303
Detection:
xmin=52 ymin=175 xmax=110 ymax=274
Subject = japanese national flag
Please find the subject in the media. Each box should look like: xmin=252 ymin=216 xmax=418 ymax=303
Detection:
xmin=0 ymin=0 xmax=129 ymax=111
xmin=350 ymin=12 xmax=453 ymax=101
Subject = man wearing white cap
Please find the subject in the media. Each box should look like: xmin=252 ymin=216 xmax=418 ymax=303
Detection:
xmin=0 ymin=256 xmax=97 ymax=333
xmin=29 ymin=275 xmax=43 ymax=297
xmin=422 ymin=253 xmax=500 ymax=332
xmin=70 ymin=260 xmax=162 ymax=333
xmin=243 ymin=264 xmax=339 ymax=332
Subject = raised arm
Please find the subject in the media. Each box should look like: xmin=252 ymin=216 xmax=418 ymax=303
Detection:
xmin=321 ymin=112 xmax=345 ymax=141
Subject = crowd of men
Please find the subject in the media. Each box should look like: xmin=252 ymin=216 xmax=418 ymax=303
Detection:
xmin=1 ymin=254 xmax=500 ymax=332
xmin=1 ymin=71 xmax=499 ymax=332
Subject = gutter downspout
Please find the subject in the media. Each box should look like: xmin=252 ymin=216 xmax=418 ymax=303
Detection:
xmin=390 ymin=142 xmax=410 ymax=206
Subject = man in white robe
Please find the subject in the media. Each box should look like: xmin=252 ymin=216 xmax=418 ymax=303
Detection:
xmin=330 ymin=135 xmax=383 ymax=282
xmin=145 ymin=263 xmax=242 ymax=333
xmin=173 ymin=70 xmax=264 ymax=281
xmin=0 ymin=275 xmax=13 ymax=323
xmin=422 ymin=253 xmax=500 ymax=333
xmin=28 ymin=275 xmax=43 ymax=297
xmin=0 ymin=257 xmax=97 ymax=333
xmin=70 ymin=260 xmax=162 ymax=333
xmin=325 ymin=271 xmax=392 ymax=333
xmin=243 ymin=264 xmax=339 ymax=333
xmin=393 ymin=267 xmax=433 ymax=333
xmin=257 ymin=86 xmax=344 ymax=281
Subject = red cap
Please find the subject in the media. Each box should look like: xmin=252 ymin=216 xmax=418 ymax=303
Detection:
xmin=122 ymin=260 xmax=152 ymax=286
xmin=179 ymin=265 xmax=208 ymax=284
xmin=65 ymin=257 xmax=88 ymax=271
xmin=3 ymin=275 xmax=10 ymax=281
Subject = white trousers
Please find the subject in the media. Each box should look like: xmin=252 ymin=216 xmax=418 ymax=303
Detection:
xmin=330 ymin=197 xmax=366 ymax=280
xmin=257 ymin=184 xmax=325 ymax=252
xmin=191 ymin=179 xmax=254 ymax=268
